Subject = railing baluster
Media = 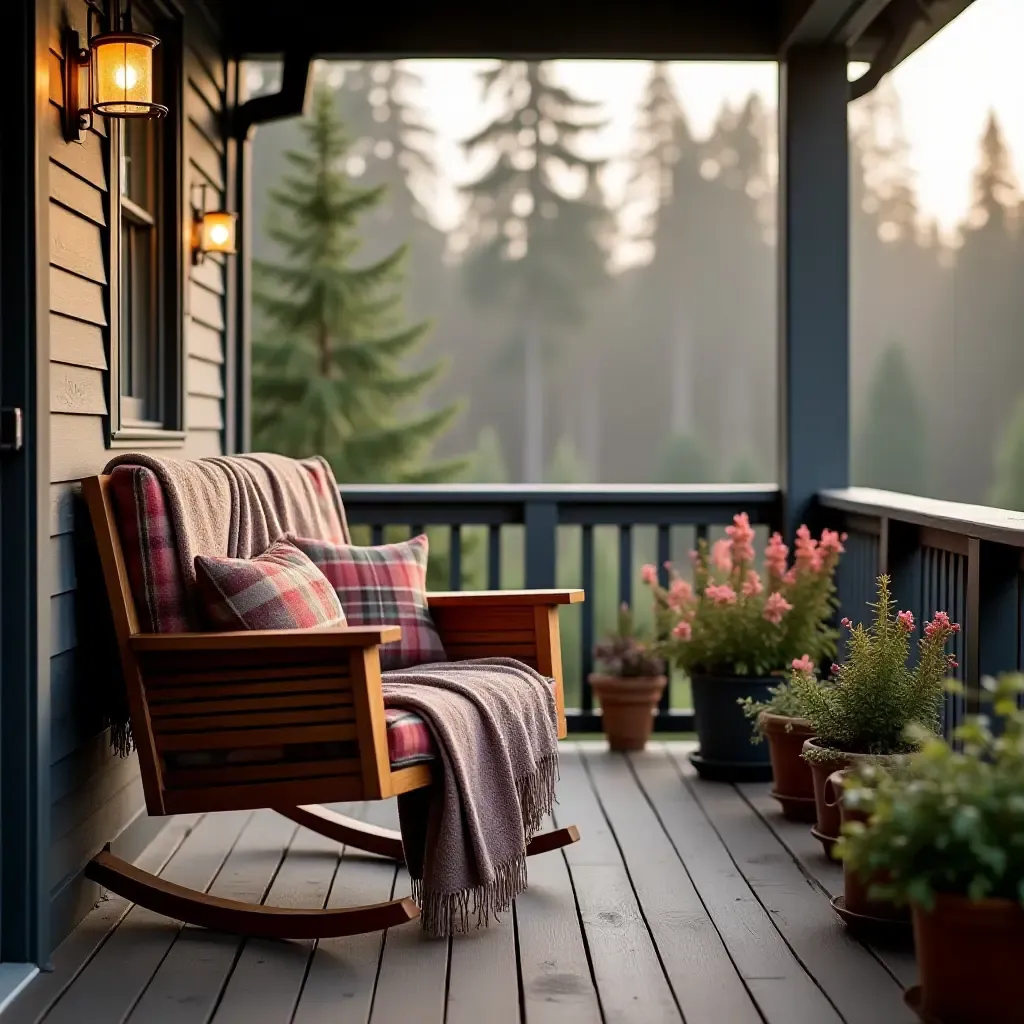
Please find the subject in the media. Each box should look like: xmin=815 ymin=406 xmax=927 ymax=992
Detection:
xmin=581 ymin=525 xmax=595 ymax=714
xmin=524 ymin=501 xmax=557 ymax=590
xmin=696 ymin=523 xmax=708 ymax=546
xmin=411 ymin=523 xmax=425 ymax=539
xmin=449 ymin=525 xmax=462 ymax=591
xmin=618 ymin=525 xmax=633 ymax=608
xmin=657 ymin=525 xmax=671 ymax=714
xmin=371 ymin=524 xmax=384 ymax=546
xmin=487 ymin=525 xmax=501 ymax=590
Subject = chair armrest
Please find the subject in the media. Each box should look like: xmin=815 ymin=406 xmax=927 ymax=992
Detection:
xmin=130 ymin=625 xmax=400 ymax=653
xmin=427 ymin=589 xmax=584 ymax=608
xmin=428 ymin=591 xmax=582 ymax=741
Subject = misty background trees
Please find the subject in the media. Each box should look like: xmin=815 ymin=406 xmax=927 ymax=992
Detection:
xmin=248 ymin=60 xmax=1024 ymax=509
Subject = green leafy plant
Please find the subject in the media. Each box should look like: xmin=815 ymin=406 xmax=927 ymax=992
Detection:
xmin=739 ymin=676 xmax=809 ymax=743
xmin=791 ymin=574 xmax=959 ymax=762
xmin=593 ymin=604 xmax=665 ymax=679
xmin=641 ymin=514 xmax=844 ymax=677
xmin=838 ymin=674 xmax=1024 ymax=909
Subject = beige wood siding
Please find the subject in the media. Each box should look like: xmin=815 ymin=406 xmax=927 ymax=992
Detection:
xmin=47 ymin=0 xmax=229 ymax=946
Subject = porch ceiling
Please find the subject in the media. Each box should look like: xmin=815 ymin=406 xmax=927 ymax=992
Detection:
xmin=210 ymin=0 xmax=973 ymax=64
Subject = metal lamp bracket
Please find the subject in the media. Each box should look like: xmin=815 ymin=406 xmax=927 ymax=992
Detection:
xmin=62 ymin=28 xmax=94 ymax=144
xmin=191 ymin=183 xmax=209 ymax=265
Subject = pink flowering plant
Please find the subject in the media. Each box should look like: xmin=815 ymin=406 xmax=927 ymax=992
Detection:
xmin=641 ymin=513 xmax=845 ymax=678
xmin=791 ymin=574 xmax=960 ymax=761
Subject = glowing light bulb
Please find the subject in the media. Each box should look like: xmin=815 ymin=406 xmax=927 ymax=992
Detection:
xmin=114 ymin=63 xmax=139 ymax=90
xmin=209 ymin=223 xmax=230 ymax=246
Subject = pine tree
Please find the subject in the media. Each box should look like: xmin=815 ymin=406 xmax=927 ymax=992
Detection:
xmin=969 ymin=110 xmax=1020 ymax=230
xmin=334 ymin=62 xmax=441 ymax=257
xmin=852 ymin=343 xmax=930 ymax=495
xmin=989 ymin=395 xmax=1024 ymax=511
xmin=459 ymin=61 xmax=610 ymax=482
xmin=465 ymin=426 xmax=509 ymax=484
xmin=654 ymin=433 xmax=712 ymax=484
xmin=251 ymin=86 xmax=463 ymax=484
xmin=615 ymin=64 xmax=705 ymax=468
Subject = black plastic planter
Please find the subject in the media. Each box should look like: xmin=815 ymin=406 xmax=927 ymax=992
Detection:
xmin=689 ymin=673 xmax=775 ymax=782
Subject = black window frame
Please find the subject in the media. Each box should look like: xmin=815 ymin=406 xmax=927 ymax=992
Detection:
xmin=108 ymin=0 xmax=186 ymax=445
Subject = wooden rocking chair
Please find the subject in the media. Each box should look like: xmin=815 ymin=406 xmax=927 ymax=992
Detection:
xmin=80 ymin=471 xmax=583 ymax=940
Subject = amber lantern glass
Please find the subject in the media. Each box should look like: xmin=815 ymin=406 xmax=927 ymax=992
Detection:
xmin=198 ymin=212 xmax=238 ymax=256
xmin=91 ymin=33 xmax=166 ymax=117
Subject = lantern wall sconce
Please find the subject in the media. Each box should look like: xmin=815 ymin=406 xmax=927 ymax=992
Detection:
xmin=191 ymin=185 xmax=238 ymax=264
xmin=62 ymin=0 xmax=168 ymax=144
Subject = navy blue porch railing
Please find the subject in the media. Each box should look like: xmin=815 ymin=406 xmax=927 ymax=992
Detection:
xmin=339 ymin=483 xmax=1024 ymax=737
xmin=820 ymin=488 xmax=1024 ymax=737
xmin=341 ymin=484 xmax=783 ymax=733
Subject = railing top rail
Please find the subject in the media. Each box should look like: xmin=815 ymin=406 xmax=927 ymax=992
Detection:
xmin=340 ymin=483 xmax=782 ymax=506
xmin=820 ymin=487 xmax=1024 ymax=549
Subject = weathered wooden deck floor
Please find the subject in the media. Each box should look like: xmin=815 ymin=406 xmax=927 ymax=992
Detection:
xmin=9 ymin=743 xmax=919 ymax=1024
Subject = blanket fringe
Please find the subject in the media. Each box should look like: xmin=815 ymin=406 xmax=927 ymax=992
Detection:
xmin=410 ymin=751 xmax=560 ymax=939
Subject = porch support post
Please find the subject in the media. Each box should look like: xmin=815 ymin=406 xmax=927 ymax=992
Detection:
xmin=777 ymin=46 xmax=849 ymax=540
xmin=0 ymin=0 xmax=52 ymax=965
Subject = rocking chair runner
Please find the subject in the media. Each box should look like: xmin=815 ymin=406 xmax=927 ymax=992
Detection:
xmin=81 ymin=470 xmax=583 ymax=940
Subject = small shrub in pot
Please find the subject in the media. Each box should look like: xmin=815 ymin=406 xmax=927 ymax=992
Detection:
xmin=790 ymin=573 xmax=958 ymax=853
xmin=740 ymin=676 xmax=816 ymax=820
xmin=589 ymin=604 xmax=667 ymax=752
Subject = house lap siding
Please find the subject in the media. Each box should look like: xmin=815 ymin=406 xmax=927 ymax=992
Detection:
xmin=46 ymin=0 xmax=232 ymax=945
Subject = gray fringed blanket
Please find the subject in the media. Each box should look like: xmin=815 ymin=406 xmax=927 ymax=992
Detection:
xmin=382 ymin=658 xmax=560 ymax=939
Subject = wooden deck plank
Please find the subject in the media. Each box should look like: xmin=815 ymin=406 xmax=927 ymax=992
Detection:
xmin=513 ymin=814 xmax=601 ymax=1024
xmin=3 ymin=815 xmax=201 ymax=1024
xmin=556 ymin=746 xmax=682 ymax=1024
xmin=123 ymin=811 xmax=297 ymax=1024
xmin=290 ymin=803 xmax=398 ymax=1024
xmin=677 ymin=757 xmax=915 ymax=1024
xmin=40 ymin=812 xmax=251 ymax=1024
xmin=738 ymin=783 xmax=919 ymax=991
xmin=584 ymin=749 xmax=761 ymax=1024
xmin=368 ymin=865 xmax=448 ymax=1024
xmin=446 ymin=910 xmax=519 ymax=1024
xmin=211 ymin=827 xmax=340 ymax=1023
xmin=631 ymin=748 xmax=841 ymax=1024
xmin=338 ymin=798 xmax=450 ymax=1024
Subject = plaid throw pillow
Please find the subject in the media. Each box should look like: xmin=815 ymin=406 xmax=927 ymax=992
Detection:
xmin=194 ymin=540 xmax=346 ymax=632
xmin=290 ymin=534 xmax=446 ymax=670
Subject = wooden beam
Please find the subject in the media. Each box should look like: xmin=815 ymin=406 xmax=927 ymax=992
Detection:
xmin=221 ymin=1 xmax=780 ymax=60
xmin=780 ymin=0 xmax=891 ymax=49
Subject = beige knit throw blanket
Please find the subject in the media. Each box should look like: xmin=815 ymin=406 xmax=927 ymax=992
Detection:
xmin=103 ymin=451 xmax=350 ymax=618
xmin=381 ymin=658 xmax=560 ymax=939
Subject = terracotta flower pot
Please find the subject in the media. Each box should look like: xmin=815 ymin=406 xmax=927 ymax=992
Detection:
xmin=759 ymin=712 xmax=815 ymax=821
xmin=802 ymin=739 xmax=881 ymax=857
xmin=912 ymin=894 xmax=1024 ymax=1023
xmin=831 ymin=770 xmax=909 ymax=924
xmin=588 ymin=674 xmax=668 ymax=752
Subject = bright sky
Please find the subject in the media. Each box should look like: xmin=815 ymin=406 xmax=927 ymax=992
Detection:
xmin=402 ymin=0 xmax=1022 ymax=245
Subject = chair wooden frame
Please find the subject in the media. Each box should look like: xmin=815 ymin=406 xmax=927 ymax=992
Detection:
xmin=80 ymin=474 xmax=583 ymax=939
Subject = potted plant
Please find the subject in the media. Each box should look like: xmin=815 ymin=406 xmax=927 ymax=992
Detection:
xmin=642 ymin=515 xmax=844 ymax=781
xmin=839 ymin=675 xmax=1024 ymax=1023
xmin=826 ymin=763 xmax=911 ymax=933
xmin=790 ymin=573 xmax=959 ymax=855
xmin=740 ymin=677 xmax=816 ymax=820
xmin=589 ymin=604 xmax=668 ymax=752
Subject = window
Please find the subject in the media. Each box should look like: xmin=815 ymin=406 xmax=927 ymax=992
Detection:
xmin=120 ymin=115 xmax=159 ymax=424
xmin=110 ymin=1 xmax=184 ymax=442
